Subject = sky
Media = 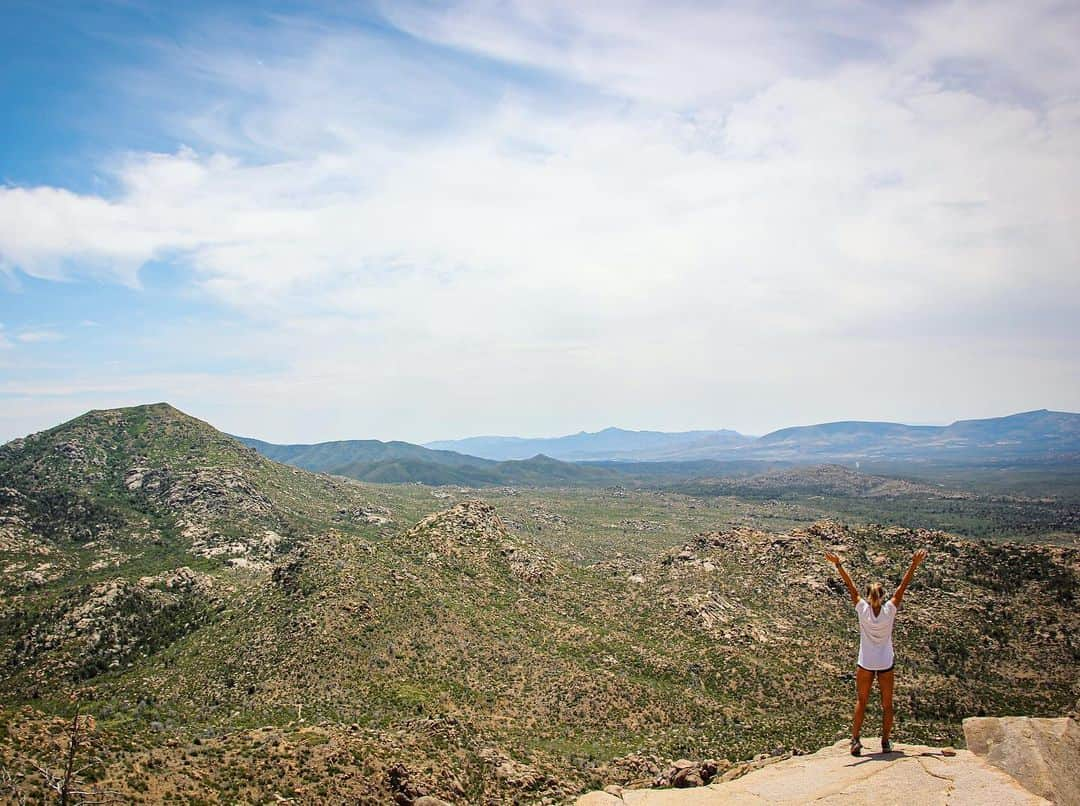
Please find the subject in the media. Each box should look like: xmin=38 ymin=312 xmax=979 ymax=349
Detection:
xmin=1 ymin=0 xmax=1078 ymax=444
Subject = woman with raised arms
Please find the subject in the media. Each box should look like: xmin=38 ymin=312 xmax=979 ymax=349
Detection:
xmin=825 ymin=548 xmax=929 ymax=756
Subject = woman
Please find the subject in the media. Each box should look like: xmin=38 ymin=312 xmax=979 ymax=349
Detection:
xmin=825 ymin=547 xmax=928 ymax=756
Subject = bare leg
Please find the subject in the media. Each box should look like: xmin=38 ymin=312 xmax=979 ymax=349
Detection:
xmin=879 ymin=669 xmax=895 ymax=742
xmin=852 ymin=666 xmax=873 ymax=738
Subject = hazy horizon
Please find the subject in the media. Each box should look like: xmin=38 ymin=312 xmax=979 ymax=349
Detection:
xmin=3 ymin=399 xmax=1074 ymax=447
xmin=2 ymin=1 xmax=1078 ymax=444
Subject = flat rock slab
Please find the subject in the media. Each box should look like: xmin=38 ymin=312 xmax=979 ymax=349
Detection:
xmin=577 ymin=740 xmax=1049 ymax=805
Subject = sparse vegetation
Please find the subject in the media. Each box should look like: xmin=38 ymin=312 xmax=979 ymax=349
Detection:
xmin=0 ymin=404 xmax=1076 ymax=803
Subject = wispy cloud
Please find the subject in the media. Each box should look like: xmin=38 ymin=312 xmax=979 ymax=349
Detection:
xmin=16 ymin=329 xmax=65 ymax=344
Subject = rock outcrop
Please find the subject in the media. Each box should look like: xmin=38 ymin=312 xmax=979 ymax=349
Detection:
xmin=406 ymin=500 xmax=554 ymax=581
xmin=575 ymin=738 xmax=1051 ymax=804
xmin=407 ymin=500 xmax=511 ymax=553
xmin=964 ymin=717 xmax=1079 ymax=806
xmin=12 ymin=567 xmax=215 ymax=681
xmin=335 ymin=504 xmax=393 ymax=525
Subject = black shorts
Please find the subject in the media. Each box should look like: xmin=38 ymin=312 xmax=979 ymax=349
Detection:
xmin=858 ymin=663 xmax=895 ymax=677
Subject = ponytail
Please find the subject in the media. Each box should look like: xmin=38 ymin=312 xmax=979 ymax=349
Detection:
xmin=866 ymin=582 xmax=885 ymax=606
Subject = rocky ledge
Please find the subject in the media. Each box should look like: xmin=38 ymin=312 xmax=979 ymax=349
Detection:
xmin=576 ymin=717 xmax=1079 ymax=805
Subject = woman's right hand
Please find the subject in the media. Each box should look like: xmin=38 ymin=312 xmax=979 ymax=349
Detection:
xmin=825 ymin=551 xmax=841 ymax=566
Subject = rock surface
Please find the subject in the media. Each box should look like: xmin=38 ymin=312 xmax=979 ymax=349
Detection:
xmin=575 ymin=739 xmax=1050 ymax=804
xmin=963 ymin=716 xmax=1079 ymax=806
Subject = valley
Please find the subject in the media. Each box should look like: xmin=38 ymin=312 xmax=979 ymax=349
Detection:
xmin=0 ymin=404 xmax=1076 ymax=803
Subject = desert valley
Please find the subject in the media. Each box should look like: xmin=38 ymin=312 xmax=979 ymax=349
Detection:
xmin=0 ymin=403 xmax=1075 ymax=803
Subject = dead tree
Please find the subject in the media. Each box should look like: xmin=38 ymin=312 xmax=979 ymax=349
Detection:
xmin=1 ymin=764 xmax=28 ymax=806
xmin=28 ymin=702 xmax=121 ymax=805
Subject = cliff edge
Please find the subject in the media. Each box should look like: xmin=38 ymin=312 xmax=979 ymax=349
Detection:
xmin=576 ymin=723 xmax=1078 ymax=805
xmin=964 ymin=717 xmax=1079 ymax=806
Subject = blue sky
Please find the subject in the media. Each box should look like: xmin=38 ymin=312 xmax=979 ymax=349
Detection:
xmin=2 ymin=0 xmax=1078 ymax=443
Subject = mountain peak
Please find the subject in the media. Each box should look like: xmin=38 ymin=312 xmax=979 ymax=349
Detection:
xmin=82 ymin=401 xmax=187 ymax=421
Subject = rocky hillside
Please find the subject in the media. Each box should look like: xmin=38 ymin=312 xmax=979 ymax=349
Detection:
xmin=0 ymin=402 xmax=350 ymax=572
xmin=0 ymin=404 xmax=1077 ymax=803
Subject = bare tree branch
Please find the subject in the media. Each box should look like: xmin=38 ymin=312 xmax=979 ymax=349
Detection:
xmin=22 ymin=697 xmax=124 ymax=805
xmin=1 ymin=764 xmax=29 ymax=806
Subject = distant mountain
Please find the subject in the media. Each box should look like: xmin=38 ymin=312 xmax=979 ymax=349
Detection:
xmin=754 ymin=410 xmax=1080 ymax=462
xmin=428 ymin=410 xmax=1080 ymax=465
xmin=424 ymin=426 xmax=753 ymax=461
xmin=236 ymin=435 xmax=493 ymax=471
xmin=236 ymin=435 xmax=621 ymax=487
xmin=236 ymin=410 xmax=1080 ymax=486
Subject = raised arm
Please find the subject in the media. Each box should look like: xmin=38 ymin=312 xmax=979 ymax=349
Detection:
xmin=892 ymin=548 xmax=928 ymax=607
xmin=825 ymin=552 xmax=860 ymax=604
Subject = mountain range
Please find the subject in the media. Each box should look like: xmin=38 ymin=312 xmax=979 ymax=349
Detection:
xmin=231 ymin=410 xmax=1080 ymax=488
xmin=235 ymin=435 xmax=624 ymax=486
xmin=425 ymin=427 xmax=752 ymax=462
xmin=426 ymin=410 xmax=1080 ymax=463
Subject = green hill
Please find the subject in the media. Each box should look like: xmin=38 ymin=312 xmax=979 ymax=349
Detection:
xmin=237 ymin=434 xmax=622 ymax=487
xmin=236 ymin=434 xmax=494 ymax=471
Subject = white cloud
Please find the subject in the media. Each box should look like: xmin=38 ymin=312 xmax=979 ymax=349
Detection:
xmin=0 ymin=0 xmax=1078 ymax=439
xmin=15 ymin=329 xmax=65 ymax=344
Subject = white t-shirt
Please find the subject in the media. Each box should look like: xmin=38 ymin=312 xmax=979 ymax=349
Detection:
xmin=855 ymin=598 xmax=896 ymax=670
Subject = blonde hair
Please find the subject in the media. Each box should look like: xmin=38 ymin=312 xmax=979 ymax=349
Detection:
xmin=866 ymin=582 xmax=886 ymax=606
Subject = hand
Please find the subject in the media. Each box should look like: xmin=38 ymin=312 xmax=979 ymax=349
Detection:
xmin=825 ymin=551 xmax=841 ymax=566
xmin=911 ymin=548 xmax=928 ymax=567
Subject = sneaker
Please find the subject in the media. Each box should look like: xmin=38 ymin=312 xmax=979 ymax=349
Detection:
xmin=850 ymin=736 xmax=862 ymax=757
xmin=882 ymin=738 xmax=893 ymax=753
